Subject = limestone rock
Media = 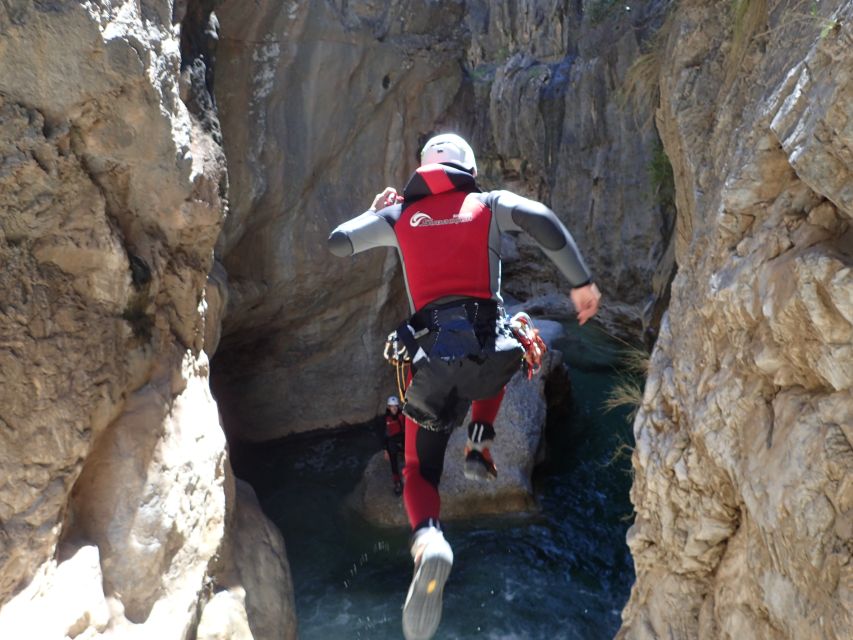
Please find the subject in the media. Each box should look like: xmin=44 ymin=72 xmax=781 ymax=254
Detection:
xmin=0 ymin=354 xmax=229 ymax=640
xmin=197 ymin=590 xmax=254 ymax=640
xmin=0 ymin=2 xmax=295 ymax=639
xmin=618 ymin=2 xmax=853 ymax=638
xmin=349 ymin=347 xmax=566 ymax=526
xmin=210 ymin=0 xmax=462 ymax=441
xmin=0 ymin=546 xmax=110 ymax=639
xmin=229 ymin=479 xmax=298 ymax=640
xmin=62 ymin=353 xmax=228 ymax=630
xmin=200 ymin=479 xmax=297 ymax=640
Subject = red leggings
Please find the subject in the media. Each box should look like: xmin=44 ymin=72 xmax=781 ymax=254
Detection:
xmin=402 ymin=388 xmax=505 ymax=530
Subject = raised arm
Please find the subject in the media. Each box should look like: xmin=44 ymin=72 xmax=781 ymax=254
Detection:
xmin=328 ymin=187 xmax=402 ymax=257
xmin=489 ymin=190 xmax=591 ymax=285
xmin=489 ymin=190 xmax=601 ymax=323
xmin=328 ymin=210 xmax=398 ymax=257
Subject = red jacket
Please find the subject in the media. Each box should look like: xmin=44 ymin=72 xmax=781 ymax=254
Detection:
xmin=328 ymin=163 xmax=593 ymax=313
xmin=385 ymin=411 xmax=404 ymax=437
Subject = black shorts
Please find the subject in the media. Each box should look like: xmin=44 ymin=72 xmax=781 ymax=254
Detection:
xmin=401 ymin=299 xmax=523 ymax=433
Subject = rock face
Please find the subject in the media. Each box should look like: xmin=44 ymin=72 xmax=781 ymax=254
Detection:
xmin=198 ymin=479 xmax=297 ymax=640
xmin=211 ymin=0 xmax=674 ymax=439
xmin=618 ymin=1 xmax=853 ymax=638
xmin=0 ymin=2 xmax=294 ymax=638
xmin=350 ymin=325 xmax=567 ymax=526
xmin=5 ymin=1 xmax=849 ymax=638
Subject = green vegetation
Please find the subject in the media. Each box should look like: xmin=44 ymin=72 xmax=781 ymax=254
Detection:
xmin=650 ymin=136 xmax=675 ymax=211
xmin=468 ymin=65 xmax=495 ymax=83
xmin=819 ymin=17 xmax=840 ymax=38
xmin=789 ymin=1 xmax=841 ymax=38
xmin=525 ymin=64 xmax=550 ymax=80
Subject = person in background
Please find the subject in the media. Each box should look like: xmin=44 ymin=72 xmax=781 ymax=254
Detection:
xmin=328 ymin=133 xmax=600 ymax=640
xmin=384 ymin=395 xmax=405 ymax=495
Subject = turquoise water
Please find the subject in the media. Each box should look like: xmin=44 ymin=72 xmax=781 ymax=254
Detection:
xmin=233 ymin=322 xmax=637 ymax=639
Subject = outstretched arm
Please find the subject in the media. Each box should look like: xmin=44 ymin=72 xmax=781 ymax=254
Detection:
xmin=328 ymin=187 xmax=402 ymax=257
xmin=490 ymin=190 xmax=601 ymax=324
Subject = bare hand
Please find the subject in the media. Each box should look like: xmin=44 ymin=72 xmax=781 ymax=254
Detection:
xmin=370 ymin=187 xmax=402 ymax=211
xmin=570 ymin=283 xmax=601 ymax=325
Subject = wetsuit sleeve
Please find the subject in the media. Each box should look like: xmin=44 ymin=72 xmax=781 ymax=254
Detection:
xmin=489 ymin=190 xmax=592 ymax=288
xmin=328 ymin=209 xmax=397 ymax=257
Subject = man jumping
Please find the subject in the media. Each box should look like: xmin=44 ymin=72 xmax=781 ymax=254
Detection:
xmin=328 ymin=134 xmax=600 ymax=640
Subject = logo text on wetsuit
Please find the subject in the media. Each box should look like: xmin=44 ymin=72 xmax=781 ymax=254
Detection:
xmin=409 ymin=212 xmax=474 ymax=227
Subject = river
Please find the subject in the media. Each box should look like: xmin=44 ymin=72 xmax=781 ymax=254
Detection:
xmin=233 ymin=322 xmax=637 ymax=639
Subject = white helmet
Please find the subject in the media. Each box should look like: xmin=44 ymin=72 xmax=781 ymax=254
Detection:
xmin=387 ymin=396 xmax=400 ymax=407
xmin=420 ymin=133 xmax=477 ymax=176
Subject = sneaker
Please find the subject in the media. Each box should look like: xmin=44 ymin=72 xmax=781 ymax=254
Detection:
xmin=402 ymin=526 xmax=453 ymax=640
xmin=464 ymin=421 xmax=497 ymax=481
xmin=464 ymin=446 xmax=497 ymax=481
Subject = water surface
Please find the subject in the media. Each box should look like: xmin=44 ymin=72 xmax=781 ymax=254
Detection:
xmin=235 ymin=322 xmax=637 ymax=639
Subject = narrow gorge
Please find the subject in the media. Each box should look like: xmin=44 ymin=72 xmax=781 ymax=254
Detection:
xmin=0 ymin=1 xmax=849 ymax=639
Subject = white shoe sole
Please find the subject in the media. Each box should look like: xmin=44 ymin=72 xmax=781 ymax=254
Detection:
xmin=402 ymin=544 xmax=453 ymax=640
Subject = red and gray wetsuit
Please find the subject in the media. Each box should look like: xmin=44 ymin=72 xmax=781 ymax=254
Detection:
xmin=329 ymin=163 xmax=593 ymax=531
xmin=329 ymin=163 xmax=592 ymax=311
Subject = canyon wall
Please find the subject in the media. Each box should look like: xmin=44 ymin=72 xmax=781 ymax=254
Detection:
xmin=211 ymin=0 xmax=674 ymax=439
xmin=0 ymin=2 xmax=294 ymax=638
xmin=3 ymin=1 xmax=849 ymax=638
xmin=618 ymin=1 xmax=853 ymax=638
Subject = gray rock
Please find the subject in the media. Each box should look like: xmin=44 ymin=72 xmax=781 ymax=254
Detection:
xmin=211 ymin=0 xmax=673 ymax=439
xmin=348 ymin=348 xmax=565 ymax=526
xmin=618 ymin=2 xmax=853 ymax=638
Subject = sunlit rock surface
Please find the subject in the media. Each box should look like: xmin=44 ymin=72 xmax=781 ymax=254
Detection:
xmin=0 ymin=2 xmax=294 ymax=638
xmin=617 ymin=1 xmax=853 ymax=638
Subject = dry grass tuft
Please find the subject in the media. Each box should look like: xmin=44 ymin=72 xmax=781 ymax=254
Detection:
xmin=624 ymin=51 xmax=663 ymax=129
xmin=603 ymin=378 xmax=645 ymax=422
xmin=603 ymin=345 xmax=650 ymax=423
xmin=620 ymin=345 xmax=651 ymax=376
xmin=725 ymin=0 xmax=769 ymax=88
xmin=622 ymin=9 xmax=675 ymax=129
xmin=606 ymin=438 xmax=636 ymax=467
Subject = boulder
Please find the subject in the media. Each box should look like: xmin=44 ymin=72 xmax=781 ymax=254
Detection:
xmin=199 ymin=479 xmax=297 ymax=640
xmin=349 ymin=346 xmax=566 ymax=527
